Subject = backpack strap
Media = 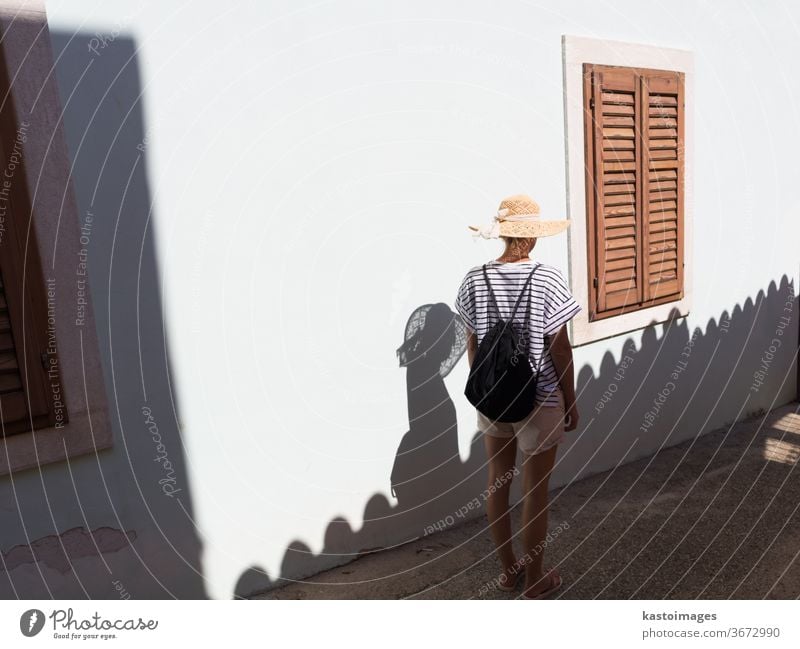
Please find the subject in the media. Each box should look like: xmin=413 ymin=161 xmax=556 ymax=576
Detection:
xmin=482 ymin=261 xmax=540 ymax=319
xmin=522 ymin=263 xmax=543 ymax=373
xmin=481 ymin=263 xmax=501 ymax=318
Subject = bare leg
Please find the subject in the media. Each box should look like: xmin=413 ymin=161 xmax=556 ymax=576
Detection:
xmin=520 ymin=443 xmax=559 ymax=596
xmin=483 ymin=433 xmax=518 ymax=578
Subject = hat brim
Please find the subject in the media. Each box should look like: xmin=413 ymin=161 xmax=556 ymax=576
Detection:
xmin=468 ymin=219 xmax=571 ymax=238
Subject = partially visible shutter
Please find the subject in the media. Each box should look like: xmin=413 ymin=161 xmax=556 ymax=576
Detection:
xmin=0 ymin=164 xmax=54 ymax=435
xmin=0 ymin=271 xmax=28 ymax=423
xmin=585 ymin=64 xmax=642 ymax=314
xmin=0 ymin=47 xmax=63 ymax=435
xmin=641 ymin=70 xmax=684 ymax=302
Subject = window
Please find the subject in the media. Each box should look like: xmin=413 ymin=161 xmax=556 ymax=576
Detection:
xmin=0 ymin=46 xmax=66 ymax=436
xmin=562 ymin=36 xmax=692 ymax=347
xmin=0 ymin=7 xmax=111 ymax=476
xmin=583 ymin=63 xmax=685 ymax=321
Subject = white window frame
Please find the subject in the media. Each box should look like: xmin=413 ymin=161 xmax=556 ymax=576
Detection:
xmin=562 ymin=35 xmax=694 ymax=347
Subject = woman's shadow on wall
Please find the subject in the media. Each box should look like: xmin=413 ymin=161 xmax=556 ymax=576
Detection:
xmin=235 ymin=302 xmax=487 ymax=597
xmin=391 ymin=303 xmax=478 ymax=520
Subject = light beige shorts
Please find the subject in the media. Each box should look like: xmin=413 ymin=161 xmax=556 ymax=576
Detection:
xmin=477 ymin=387 xmax=566 ymax=456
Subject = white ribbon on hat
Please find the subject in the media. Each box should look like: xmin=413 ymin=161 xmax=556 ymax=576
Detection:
xmin=471 ymin=208 xmax=540 ymax=239
xmin=472 ymin=220 xmax=502 ymax=239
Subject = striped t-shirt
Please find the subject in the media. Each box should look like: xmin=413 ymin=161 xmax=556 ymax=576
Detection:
xmin=454 ymin=259 xmax=581 ymax=408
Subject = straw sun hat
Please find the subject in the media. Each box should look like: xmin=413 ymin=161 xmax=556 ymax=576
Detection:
xmin=469 ymin=194 xmax=570 ymax=239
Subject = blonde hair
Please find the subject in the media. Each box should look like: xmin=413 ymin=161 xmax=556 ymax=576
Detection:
xmin=501 ymin=236 xmax=537 ymax=255
xmin=501 ymin=236 xmax=536 ymax=245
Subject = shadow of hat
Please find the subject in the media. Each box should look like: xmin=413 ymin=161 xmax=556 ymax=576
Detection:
xmin=396 ymin=303 xmax=467 ymax=378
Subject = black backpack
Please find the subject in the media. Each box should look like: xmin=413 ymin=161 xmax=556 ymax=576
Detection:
xmin=464 ymin=262 xmax=541 ymax=423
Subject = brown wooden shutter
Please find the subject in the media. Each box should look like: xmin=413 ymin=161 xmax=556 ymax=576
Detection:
xmin=584 ymin=63 xmax=684 ymax=321
xmin=641 ymin=69 xmax=684 ymax=302
xmin=585 ymin=65 xmax=641 ymax=315
xmin=0 ymin=48 xmax=65 ymax=435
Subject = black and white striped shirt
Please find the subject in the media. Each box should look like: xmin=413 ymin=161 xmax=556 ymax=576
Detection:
xmin=454 ymin=259 xmax=581 ymax=408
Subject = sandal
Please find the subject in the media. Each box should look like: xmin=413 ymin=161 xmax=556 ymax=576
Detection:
xmin=496 ymin=567 xmax=524 ymax=592
xmin=521 ymin=567 xmax=563 ymax=599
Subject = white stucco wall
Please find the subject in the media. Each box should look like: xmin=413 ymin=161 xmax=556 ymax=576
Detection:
xmin=34 ymin=0 xmax=800 ymax=598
